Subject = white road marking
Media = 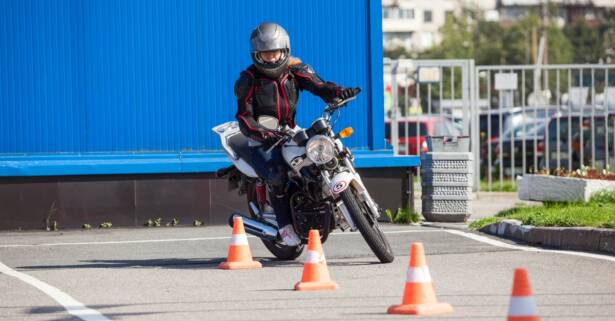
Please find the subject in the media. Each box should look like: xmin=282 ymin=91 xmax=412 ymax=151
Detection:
xmin=0 ymin=261 xmax=110 ymax=321
xmin=444 ymin=229 xmax=615 ymax=263
xmin=331 ymin=229 xmax=440 ymax=236
xmin=0 ymin=229 xmax=437 ymax=248
xmin=2 ymin=228 xmax=612 ymax=263
xmin=0 ymin=236 xmax=237 ymax=248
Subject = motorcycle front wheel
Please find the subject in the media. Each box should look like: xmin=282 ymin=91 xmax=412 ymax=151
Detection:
xmin=246 ymin=181 xmax=304 ymax=260
xmin=341 ymin=187 xmax=395 ymax=263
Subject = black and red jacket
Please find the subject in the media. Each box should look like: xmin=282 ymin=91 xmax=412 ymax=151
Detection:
xmin=234 ymin=60 xmax=343 ymax=143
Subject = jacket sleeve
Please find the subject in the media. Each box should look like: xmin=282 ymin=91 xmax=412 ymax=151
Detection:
xmin=234 ymin=72 xmax=265 ymax=142
xmin=291 ymin=63 xmax=342 ymax=103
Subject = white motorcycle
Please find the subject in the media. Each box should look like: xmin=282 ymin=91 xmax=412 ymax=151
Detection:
xmin=213 ymin=88 xmax=394 ymax=263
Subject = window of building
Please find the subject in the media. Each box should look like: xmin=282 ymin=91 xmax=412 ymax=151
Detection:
xmin=383 ymin=32 xmax=413 ymax=50
xmin=421 ymin=32 xmax=434 ymax=49
xmin=424 ymin=10 xmax=433 ymax=23
xmin=383 ymin=7 xmax=392 ymax=19
xmin=400 ymin=9 xmax=414 ymax=19
xmin=383 ymin=7 xmax=414 ymax=20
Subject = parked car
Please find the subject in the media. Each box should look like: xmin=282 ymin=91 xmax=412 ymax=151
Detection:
xmin=541 ymin=112 xmax=615 ymax=170
xmin=480 ymin=107 xmax=551 ymax=171
xmin=490 ymin=119 xmax=547 ymax=173
xmin=385 ymin=116 xmax=460 ymax=155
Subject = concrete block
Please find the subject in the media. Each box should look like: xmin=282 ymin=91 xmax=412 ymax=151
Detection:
xmin=522 ymin=174 xmax=615 ymax=202
xmin=423 ymin=212 xmax=469 ymax=222
xmin=525 ymin=228 xmax=546 ymax=245
xmin=536 ymin=227 xmax=563 ymax=248
xmin=598 ymin=229 xmax=615 ymax=255
xmin=560 ymin=228 xmax=601 ymax=251
xmin=517 ymin=176 xmax=529 ymax=201
xmin=479 ymin=222 xmax=499 ymax=235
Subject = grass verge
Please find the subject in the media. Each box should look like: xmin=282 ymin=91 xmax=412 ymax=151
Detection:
xmin=386 ymin=208 xmax=421 ymax=224
xmin=470 ymin=190 xmax=615 ymax=230
xmin=479 ymin=179 xmax=517 ymax=192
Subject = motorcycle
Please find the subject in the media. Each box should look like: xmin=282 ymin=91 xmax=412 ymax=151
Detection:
xmin=212 ymin=88 xmax=394 ymax=263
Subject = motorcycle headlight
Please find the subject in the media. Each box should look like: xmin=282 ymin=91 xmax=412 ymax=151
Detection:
xmin=306 ymin=135 xmax=336 ymax=165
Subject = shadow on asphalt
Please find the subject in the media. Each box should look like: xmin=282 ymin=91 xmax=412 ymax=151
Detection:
xmin=18 ymin=258 xmax=227 ymax=270
xmin=30 ymin=304 xmax=128 ymax=313
xmin=17 ymin=257 xmax=382 ymax=270
xmin=27 ymin=305 xmax=165 ymax=321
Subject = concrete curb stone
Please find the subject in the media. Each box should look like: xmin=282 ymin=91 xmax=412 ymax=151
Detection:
xmin=479 ymin=220 xmax=615 ymax=255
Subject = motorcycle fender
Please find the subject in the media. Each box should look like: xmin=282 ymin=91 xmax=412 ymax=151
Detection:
xmin=329 ymin=171 xmax=364 ymax=195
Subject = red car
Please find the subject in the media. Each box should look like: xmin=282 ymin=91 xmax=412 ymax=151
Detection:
xmin=385 ymin=116 xmax=461 ymax=155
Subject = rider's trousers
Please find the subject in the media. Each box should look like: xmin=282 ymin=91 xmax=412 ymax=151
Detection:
xmin=248 ymin=145 xmax=292 ymax=227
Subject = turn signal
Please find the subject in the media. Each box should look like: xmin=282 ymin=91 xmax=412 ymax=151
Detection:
xmin=338 ymin=127 xmax=353 ymax=139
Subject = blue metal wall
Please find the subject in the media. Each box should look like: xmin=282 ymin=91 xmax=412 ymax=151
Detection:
xmin=0 ymin=0 xmax=383 ymax=157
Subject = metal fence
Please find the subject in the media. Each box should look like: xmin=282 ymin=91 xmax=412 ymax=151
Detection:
xmin=385 ymin=59 xmax=615 ymax=192
xmin=384 ymin=58 xmax=480 ymax=191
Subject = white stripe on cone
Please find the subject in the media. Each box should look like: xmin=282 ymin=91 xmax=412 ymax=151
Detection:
xmin=508 ymin=296 xmax=538 ymax=316
xmin=406 ymin=266 xmax=432 ymax=283
xmin=305 ymin=250 xmax=325 ymax=264
xmin=230 ymin=233 xmax=249 ymax=246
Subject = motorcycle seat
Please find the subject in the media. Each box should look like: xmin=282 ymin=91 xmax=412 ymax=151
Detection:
xmin=227 ymin=133 xmax=253 ymax=161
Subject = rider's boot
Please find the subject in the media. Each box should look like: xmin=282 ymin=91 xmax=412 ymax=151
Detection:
xmin=279 ymin=224 xmax=301 ymax=246
xmin=269 ymin=191 xmax=300 ymax=246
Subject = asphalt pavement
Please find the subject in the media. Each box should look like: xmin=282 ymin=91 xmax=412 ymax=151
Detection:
xmin=1 ymin=223 xmax=614 ymax=321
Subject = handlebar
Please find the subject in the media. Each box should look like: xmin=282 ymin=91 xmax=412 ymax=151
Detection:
xmin=263 ymin=130 xmax=294 ymax=154
xmin=325 ymin=87 xmax=362 ymax=113
xmin=264 ymin=87 xmax=362 ymax=153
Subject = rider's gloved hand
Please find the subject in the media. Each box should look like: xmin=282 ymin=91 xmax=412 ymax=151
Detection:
xmin=337 ymin=87 xmax=355 ymax=100
xmin=261 ymin=131 xmax=283 ymax=148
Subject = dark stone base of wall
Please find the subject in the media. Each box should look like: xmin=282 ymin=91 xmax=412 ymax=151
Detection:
xmin=0 ymin=168 xmax=412 ymax=231
xmin=479 ymin=219 xmax=615 ymax=255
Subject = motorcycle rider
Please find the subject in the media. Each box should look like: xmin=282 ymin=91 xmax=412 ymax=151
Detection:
xmin=234 ymin=22 xmax=355 ymax=246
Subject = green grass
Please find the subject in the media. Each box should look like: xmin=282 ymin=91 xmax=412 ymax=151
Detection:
xmin=470 ymin=190 xmax=615 ymax=229
xmin=479 ymin=179 xmax=518 ymax=192
xmin=386 ymin=208 xmax=421 ymax=224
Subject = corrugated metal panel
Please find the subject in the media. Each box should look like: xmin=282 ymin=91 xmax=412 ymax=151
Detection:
xmin=0 ymin=0 xmax=379 ymax=156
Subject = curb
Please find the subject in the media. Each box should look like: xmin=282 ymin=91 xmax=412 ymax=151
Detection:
xmin=479 ymin=219 xmax=615 ymax=255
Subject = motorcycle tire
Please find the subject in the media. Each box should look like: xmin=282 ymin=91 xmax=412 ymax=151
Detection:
xmin=246 ymin=182 xmax=304 ymax=261
xmin=341 ymin=188 xmax=395 ymax=263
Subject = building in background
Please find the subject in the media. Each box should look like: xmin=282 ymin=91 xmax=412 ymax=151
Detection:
xmin=497 ymin=0 xmax=615 ymax=26
xmin=382 ymin=0 xmax=497 ymax=53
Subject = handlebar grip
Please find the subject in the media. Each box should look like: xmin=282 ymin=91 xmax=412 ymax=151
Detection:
xmin=352 ymin=87 xmax=362 ymax=96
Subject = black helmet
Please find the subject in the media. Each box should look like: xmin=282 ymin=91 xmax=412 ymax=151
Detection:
xmin=250 ymin=22 xmax=291 ymax=79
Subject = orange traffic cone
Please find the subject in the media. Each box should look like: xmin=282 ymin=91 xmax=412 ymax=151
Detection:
xmin=388 ymin=242 xmax=453 ymax=315
xmin=507 ymin=268 xmax=540 ymax=321
xmin=294 ymin=229 xmax=338 ymax=291
xmin=218 ymin=216 xmax=262 ymax=270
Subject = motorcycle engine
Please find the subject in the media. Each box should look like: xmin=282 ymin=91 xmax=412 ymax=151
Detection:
xmin=290 ymin=191 xmax=334 ymax=240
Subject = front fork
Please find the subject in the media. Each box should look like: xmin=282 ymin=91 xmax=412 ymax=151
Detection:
xmin=322 ymin=157 xmax=381 ymax=229
xmin=255 ymin=179 xmax=267 ymax=208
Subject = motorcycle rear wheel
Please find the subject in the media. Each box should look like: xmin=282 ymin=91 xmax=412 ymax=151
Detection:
xmin=341 ymin=188 xmax=394 ymax=263
xmin=246 ymin=182 xmax=304 ymax=260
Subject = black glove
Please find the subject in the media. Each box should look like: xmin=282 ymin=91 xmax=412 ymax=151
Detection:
xmin=337 ymin=87 xmax=355 ymax=100
xmin=261 ymin=131 xmax=284 ymax=148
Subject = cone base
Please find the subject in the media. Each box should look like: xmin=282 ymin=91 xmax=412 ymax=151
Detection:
xmin=387 ymin=302 xmax=453 ymax=315
xmin=294 ymin=281 xmax=339 ymax=291
xmin=218 ymin=260 xmax=262 ymax=270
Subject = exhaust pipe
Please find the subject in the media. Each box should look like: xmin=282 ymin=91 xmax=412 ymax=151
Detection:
xmin=228 ymin=213 xmax=278 ymax=241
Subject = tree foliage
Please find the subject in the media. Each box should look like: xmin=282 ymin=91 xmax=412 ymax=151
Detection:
xmin=384 ymin=7 xmax=615 ymax=65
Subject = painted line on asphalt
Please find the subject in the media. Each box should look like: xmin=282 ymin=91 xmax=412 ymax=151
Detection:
xmin=331 ymin=229 xmax=439 ymax=236
xmin=0 ymin=229 xmax=437 ymax=248
xmin=0 ymin=261 xmax=110 ymax=321
xmin=0 ymin=236 xmax=237 ymax=248
xmin=444 ymin=229 xmax=615 ymax=263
